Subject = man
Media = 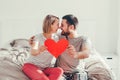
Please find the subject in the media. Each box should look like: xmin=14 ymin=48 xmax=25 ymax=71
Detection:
xmin=55 ymin=14 xmax=92 ymax=80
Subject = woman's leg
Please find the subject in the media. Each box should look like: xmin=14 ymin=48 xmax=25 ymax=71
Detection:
xmin=22 ymin=63 xmax=49 ymax=80
xmin=43 ymin=67 xmax=63 ymax=80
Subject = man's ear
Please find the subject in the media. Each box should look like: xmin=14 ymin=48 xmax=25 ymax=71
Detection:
xmin=69 ymin=25 xmax=74 ymax=30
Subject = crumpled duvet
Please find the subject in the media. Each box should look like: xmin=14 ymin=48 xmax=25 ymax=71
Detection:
xmin=0 ymin=47 xmax=116 ymax=80
xmin=0 ymin=58 xmax=29 ymax=80
xmin=84 ymin=52 xmax=116 ymax=80
xmin=0 ymin=47 xmax=30 ymax=80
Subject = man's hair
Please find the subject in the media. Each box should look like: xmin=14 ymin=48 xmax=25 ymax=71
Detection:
xmin=43 ymin=14 xmax=59 ymax=33
xmin=62 ymin=14 xmax=78 ymax=29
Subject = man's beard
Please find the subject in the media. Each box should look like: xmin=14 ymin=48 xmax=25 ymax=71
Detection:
xmin=61 ymin=31 xmax=70 ymax=40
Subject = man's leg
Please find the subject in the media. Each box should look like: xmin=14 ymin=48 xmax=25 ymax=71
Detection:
xmin=43 ymin=67 xmax=63 ymax=80
xmin=22 ymin=63 xmax=49 ymax=80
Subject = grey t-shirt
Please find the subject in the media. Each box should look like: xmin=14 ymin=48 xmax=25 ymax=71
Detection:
xmin=56 ymin=35 xmax=92 ymax=73
xmin=25 ymin=33 xmax=59 ymax=69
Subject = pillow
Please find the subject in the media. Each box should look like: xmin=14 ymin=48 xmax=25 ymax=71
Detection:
xmin=10 ymin=39 xmax=30 ymax=48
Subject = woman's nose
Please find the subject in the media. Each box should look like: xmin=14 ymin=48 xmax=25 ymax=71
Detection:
xmin=58 ymin=26 xmax=61 ymax=29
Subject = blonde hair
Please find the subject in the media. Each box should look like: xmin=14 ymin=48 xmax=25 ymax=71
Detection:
xmin=43 ymin=14 xmax=59 ymax=33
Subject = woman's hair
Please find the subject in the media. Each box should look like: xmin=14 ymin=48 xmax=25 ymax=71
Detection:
xmin=62 ymin=14 xmax=78 ymax=29
xmin=43 ymin=14 xmax=59 ymax=33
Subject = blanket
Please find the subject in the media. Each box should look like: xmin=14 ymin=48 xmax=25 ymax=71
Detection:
xmin=0 ymin=47 xmax=116 ymax=80
xmin=0 ymin=48 xmax=29 ymax=80
xmin=84 ymin=52 xmax=116 ymax=80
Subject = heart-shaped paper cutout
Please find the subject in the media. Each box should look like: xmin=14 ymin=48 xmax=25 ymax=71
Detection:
xmin=45 ymin=39 xmax=68 ymax=58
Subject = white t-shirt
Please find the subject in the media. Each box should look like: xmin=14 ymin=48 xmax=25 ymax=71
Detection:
xmin=25 ymin=33 xmax=59 ymax=69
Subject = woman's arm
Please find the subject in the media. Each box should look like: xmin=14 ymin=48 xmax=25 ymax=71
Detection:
xmin=29 ymin=36 xmax=47 ymax=56
xmin=31 ymin=45 xmax=47 ymax=56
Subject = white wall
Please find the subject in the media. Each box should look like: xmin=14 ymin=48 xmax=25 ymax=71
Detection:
xmin=118 ymin=28 xmax=120 ymax=79
xmin=117 ymin=0 xmax=120 ymax=79
xmin=77 ymin=0 xmax=118 ymax=54
xmin=117 ymin=26 xmax=120 ymax=79
xmin=0 ymin=0 xmax=118 ymax=56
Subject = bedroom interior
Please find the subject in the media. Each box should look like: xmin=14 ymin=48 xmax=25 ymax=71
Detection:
xmin=0 ymin=0 xmax=120 ymax=80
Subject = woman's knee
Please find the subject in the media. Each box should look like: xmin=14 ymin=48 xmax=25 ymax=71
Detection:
xmin=22 ymin=63 xmax=38 ymax=71
xmin=55 ymin=67 xmax=63 ymax=74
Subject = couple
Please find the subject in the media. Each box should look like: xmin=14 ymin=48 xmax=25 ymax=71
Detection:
xmin=22 ymin=14 xmax=91 ymax=80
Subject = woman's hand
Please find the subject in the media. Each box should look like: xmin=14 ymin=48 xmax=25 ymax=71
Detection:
xmin=29 ymin=36 xmax=47 ymax=56
xmin=31 ymin=44 xmax=47 ymax=56
xmin=38 ymin=45 xmax=47 ymax=53
xmin=29 ymin=36 xmax=35 ymax=45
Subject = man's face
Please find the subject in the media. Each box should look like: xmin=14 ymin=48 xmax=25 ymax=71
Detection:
xmin=60 ymin=19 xmax=70 ymax=35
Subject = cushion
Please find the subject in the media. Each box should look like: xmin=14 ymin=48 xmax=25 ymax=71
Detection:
xmin=10 ymin=39 xmax=30 ymax=48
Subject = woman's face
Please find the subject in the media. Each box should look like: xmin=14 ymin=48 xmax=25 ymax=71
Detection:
xmin=51 ymin=19 xmax=59 ymax=33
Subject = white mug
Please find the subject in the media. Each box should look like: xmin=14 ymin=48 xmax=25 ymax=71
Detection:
xmin=33 ymin=40 xmax=40 ymax=50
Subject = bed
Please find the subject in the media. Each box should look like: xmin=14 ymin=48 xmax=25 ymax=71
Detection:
xmin=0 ymin=39 xmax=116 ymax=80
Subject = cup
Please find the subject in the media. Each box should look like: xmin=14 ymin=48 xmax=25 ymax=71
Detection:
xmin=33 ymin=40 xmax=40 ymax=50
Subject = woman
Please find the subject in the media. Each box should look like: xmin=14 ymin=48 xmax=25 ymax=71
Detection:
xmin=22 ymin=14 xmax=63 ymax=80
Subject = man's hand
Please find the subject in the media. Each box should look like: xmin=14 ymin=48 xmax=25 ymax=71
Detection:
xmin=67 ymin=45 xmax=78 ymax=58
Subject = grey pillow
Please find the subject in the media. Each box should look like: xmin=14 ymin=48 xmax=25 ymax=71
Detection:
xmin=10 ymin=39 xmax=30 ymax=48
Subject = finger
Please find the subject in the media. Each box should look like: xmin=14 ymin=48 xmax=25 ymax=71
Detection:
xmin=29 ymin=36 xmax=35 ymax=41
xmin=31 ymin=36 xmax=35 ymax=39
xmin=40 ymin=45 xmax=47 ymax=50
xmin=68 ymin=45 xmax=75 ymax=49
xmin=68 ymin=46 xmax=76 ymax=51
xmin=29 ymin=40 xmax=34 ymax=45
xmin=67 ymin=45 xmax=72 ymax=48
xmin=29 ymin=41 xmax=32 ymax=45
xmin=68 ymin=47 xmax=73 ymax=50
xmin=29 ymin=36 xmax=36 ymax=44
xmin=67 ymin=50 xmax=73 ymax=54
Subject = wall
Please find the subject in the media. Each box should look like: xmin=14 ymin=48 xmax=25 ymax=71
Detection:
xmin=118 ymin=27 xmax=120 ymax=79
xmin=117 ymin=26 xmax=120 ymax=79
xmin=117 ymin=0 xmax=120 ymax=79
xmin=0 ymin=0 xmax=118 ymax=55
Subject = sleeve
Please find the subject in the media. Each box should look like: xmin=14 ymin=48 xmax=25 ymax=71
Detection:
xmin=34 ymin=33 xmax=43 ymax=44
xmin=34 ymin=34 xmax=40 ymax=41
xmin=80 ymin=36 xmax=94 ymax=53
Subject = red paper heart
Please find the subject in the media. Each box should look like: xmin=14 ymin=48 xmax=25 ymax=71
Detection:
xmin=45 ymin=39 xmax=68 ymax=58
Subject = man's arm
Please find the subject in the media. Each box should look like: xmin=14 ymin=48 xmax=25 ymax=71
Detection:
xmin=75 ymin=44 xmax=90 ymax=59
xmin=67 ymin=44 xmax=90 ymax=59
